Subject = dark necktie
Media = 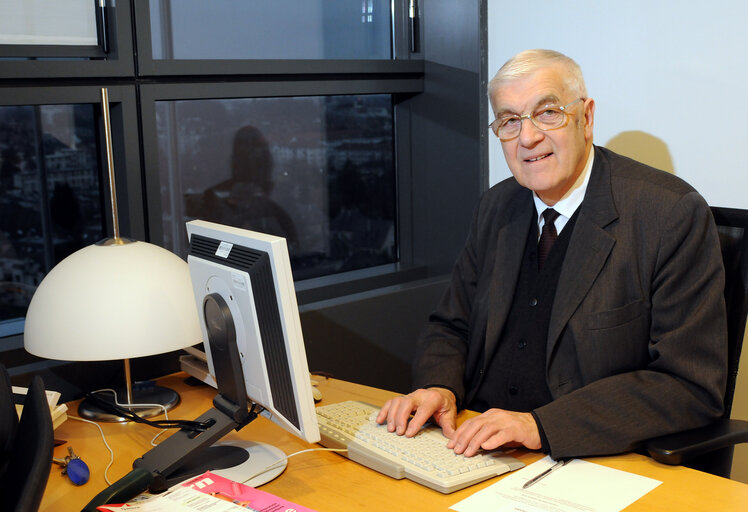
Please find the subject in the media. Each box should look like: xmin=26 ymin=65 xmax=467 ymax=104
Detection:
xmin=538 ymin=208 xmax=560 ymax=270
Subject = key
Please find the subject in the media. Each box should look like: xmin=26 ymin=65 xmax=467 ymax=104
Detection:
xmin=52 ymin=446 xmax=90 ymax=486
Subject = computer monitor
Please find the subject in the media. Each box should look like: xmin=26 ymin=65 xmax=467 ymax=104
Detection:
xmin=183 ymin=219 xmax=320 ymax=485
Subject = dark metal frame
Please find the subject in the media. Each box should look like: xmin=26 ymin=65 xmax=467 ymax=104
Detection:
xmin=138 ymin=78 xmax=425 ymax=303
xmin=0 ymin=0 xmax=133 ymax=79
xmin=0 ymin=0 xmax=432 ymax=351
xmin=132 ymin=0 xmax=420 ymax=77
xmin=0 ymin=1 xmax=108 ymax=59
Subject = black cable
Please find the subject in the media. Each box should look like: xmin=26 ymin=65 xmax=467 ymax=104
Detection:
xmin=83 ymin=391 xmax=212 ymax=432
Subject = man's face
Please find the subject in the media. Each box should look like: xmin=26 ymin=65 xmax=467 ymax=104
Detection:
xmin=490 ymin=65 xmax=595 ymax=205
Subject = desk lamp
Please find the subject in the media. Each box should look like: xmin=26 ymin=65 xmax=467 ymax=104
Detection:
xmin=23 ymin=88 xmax=202 ymax=421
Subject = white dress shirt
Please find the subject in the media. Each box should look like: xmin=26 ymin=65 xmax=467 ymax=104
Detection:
xmin=533 ymin=148 xmax=594 ymax=239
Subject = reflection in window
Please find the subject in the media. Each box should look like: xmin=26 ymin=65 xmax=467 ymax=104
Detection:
xmin=0 ymin=104 xmax=104 ymax=331
xmin=156 ymin=94 xmax=396 ymax=280
xmin=150 ymin=0 xmax=392 ymax=60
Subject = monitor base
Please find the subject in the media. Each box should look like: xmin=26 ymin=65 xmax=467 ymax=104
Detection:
xmin=162 ymin=440 xmax=287 ymax=489
xmin=210 ymin=440 xmax=287 ymax=487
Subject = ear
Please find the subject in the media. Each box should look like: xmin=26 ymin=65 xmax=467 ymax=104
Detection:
xmin=583 ymin=98 xmax=595 ymax=141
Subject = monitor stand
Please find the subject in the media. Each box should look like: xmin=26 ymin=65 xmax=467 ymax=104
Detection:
xmin=196 ymin=440 xmax=287 ymax=487
xmin=82 ymin=407 xmax=288 ymax=510
xmin=129 ymin=399 xmax=291 ymax=492
xmin=151 ymin=439 xmax=287 ymax=489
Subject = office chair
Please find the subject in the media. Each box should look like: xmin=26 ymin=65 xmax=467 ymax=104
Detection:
xmin=0 ymin=363 xmax=17 ymax=479
xmin=646 ymin=206 xmax=748 ymax=478
xmin=0 ymin=365 xmax=54 ymax=512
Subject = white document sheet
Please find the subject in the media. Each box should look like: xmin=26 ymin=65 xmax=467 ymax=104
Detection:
xmin=451 ymin=455 xmax=661 ymax=512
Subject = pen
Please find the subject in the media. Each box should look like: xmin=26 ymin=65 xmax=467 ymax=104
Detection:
xmin=522 ymin=458 xmax=572 ymax=489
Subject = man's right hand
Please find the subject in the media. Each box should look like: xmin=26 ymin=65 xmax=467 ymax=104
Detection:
xmin=376 ymin=387 xmax=458 ymax=438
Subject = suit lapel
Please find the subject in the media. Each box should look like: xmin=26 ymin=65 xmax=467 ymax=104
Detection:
xmin=547 ymin=147 xmax=619 ymax=357
xmin=484 ymin=189 xmax=533 ymax=360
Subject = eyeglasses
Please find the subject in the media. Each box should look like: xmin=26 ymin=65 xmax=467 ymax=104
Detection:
xmin=489 ymin=98 xmax=584 ymax=141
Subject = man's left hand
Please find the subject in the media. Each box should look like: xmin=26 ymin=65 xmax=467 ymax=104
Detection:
xmin=447 ymin=409 xmax=541 ymax=457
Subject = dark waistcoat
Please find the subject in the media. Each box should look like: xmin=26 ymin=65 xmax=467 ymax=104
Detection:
xmin=469 ymin=209 xmax=579 ymax=413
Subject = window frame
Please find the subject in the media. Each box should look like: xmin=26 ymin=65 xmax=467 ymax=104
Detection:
xmin=0 ymin=1 xmax=133 ymax=79
xmin=133 ymin=0 xmax=421 ymax=77
xmin=139 ymin=78 xmax=425 ymax=303
xmin=0 ymin=0 xmax=430 ymax=360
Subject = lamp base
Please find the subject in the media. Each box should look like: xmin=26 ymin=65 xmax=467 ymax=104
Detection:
xmin=78 ymin=385 xmax=181 ymax=422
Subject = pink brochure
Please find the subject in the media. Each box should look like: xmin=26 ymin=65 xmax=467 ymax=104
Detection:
xmin=180 ymin=471 xmax=318 ymax=512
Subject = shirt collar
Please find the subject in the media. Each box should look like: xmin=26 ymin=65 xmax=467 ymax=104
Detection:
xmin=533 ymin=147 xmax=594 ymax=223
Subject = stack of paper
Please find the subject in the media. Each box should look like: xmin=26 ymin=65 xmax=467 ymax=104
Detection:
xmin=12 ymin=385 xmax=68 ymax=429
xmin=451 ymin=456 xmax=662 ymax=512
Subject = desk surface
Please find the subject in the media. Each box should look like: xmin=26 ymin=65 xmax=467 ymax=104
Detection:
xmin=43 ymin=373 xmax=748 ymax=511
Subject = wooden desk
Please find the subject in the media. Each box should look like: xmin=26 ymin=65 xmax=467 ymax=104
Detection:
xmin=42 ymin=373 xmax=748 ymax=511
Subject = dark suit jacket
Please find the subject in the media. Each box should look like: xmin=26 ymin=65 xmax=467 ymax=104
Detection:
xmin=413 ymin=146 xmax=727 ymax=458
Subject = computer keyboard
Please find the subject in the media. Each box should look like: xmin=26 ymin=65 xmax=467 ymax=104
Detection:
xmin=316 ymin=400 xmax=525 ymax=493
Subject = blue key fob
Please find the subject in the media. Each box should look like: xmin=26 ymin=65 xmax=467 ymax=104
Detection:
xmin=66 ymin=458 xmax=90 ymax=486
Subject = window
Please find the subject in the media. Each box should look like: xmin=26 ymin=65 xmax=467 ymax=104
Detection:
xmin=0 ymin=103 xmax=104 ymax=335
xmin=0 ymin=86 xmax=142 ymax=341
xmin=0 ymin=1 xmax=133 ymax=77
xmin=1 ymin=0 xmax=488 ymax=399
xmin=149 ymin=0 xmax=392 ymax=60
xmin=155 ymin=94 xmax=396 ymax=281
xmin=0 ymin=0 xmax=422 ymax=346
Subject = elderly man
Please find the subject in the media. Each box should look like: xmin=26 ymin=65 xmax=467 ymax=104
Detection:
xmin=377 ymin=49 xmax=727 ymax=460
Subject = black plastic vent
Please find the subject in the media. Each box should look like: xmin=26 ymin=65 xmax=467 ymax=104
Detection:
xmin=189 ymin=233 xmax=300 ymax=430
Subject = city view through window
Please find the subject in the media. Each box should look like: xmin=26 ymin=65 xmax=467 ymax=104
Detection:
xmin=0 ymin=94 xmax=398 ymax=331
xmin=0 ymin=104 xmax=104 ymax=332
xmin=158 ymin=94 xmax=397 ymax=281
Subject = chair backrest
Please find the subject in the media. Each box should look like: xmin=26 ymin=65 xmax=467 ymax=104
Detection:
xmin=0 ymin=363 xmax=19 ymax=478
xmin=0 ymin=373 xmax=54 ymax=512
xmin=710 ymin=207 xmax=748 ymax=417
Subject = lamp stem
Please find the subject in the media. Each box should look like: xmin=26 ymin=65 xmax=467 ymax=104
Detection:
xmin=100 ymin=87 xmax=120 ymax=240
xmin=123 ymin=358 xmax=134 ymax=405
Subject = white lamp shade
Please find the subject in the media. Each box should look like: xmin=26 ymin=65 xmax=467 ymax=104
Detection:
xmin=24 ymin=241 xmax=203 ymax=361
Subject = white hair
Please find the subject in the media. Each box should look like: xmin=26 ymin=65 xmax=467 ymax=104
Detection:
xmin=488 ymin=49 xmax=588 ymax=99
